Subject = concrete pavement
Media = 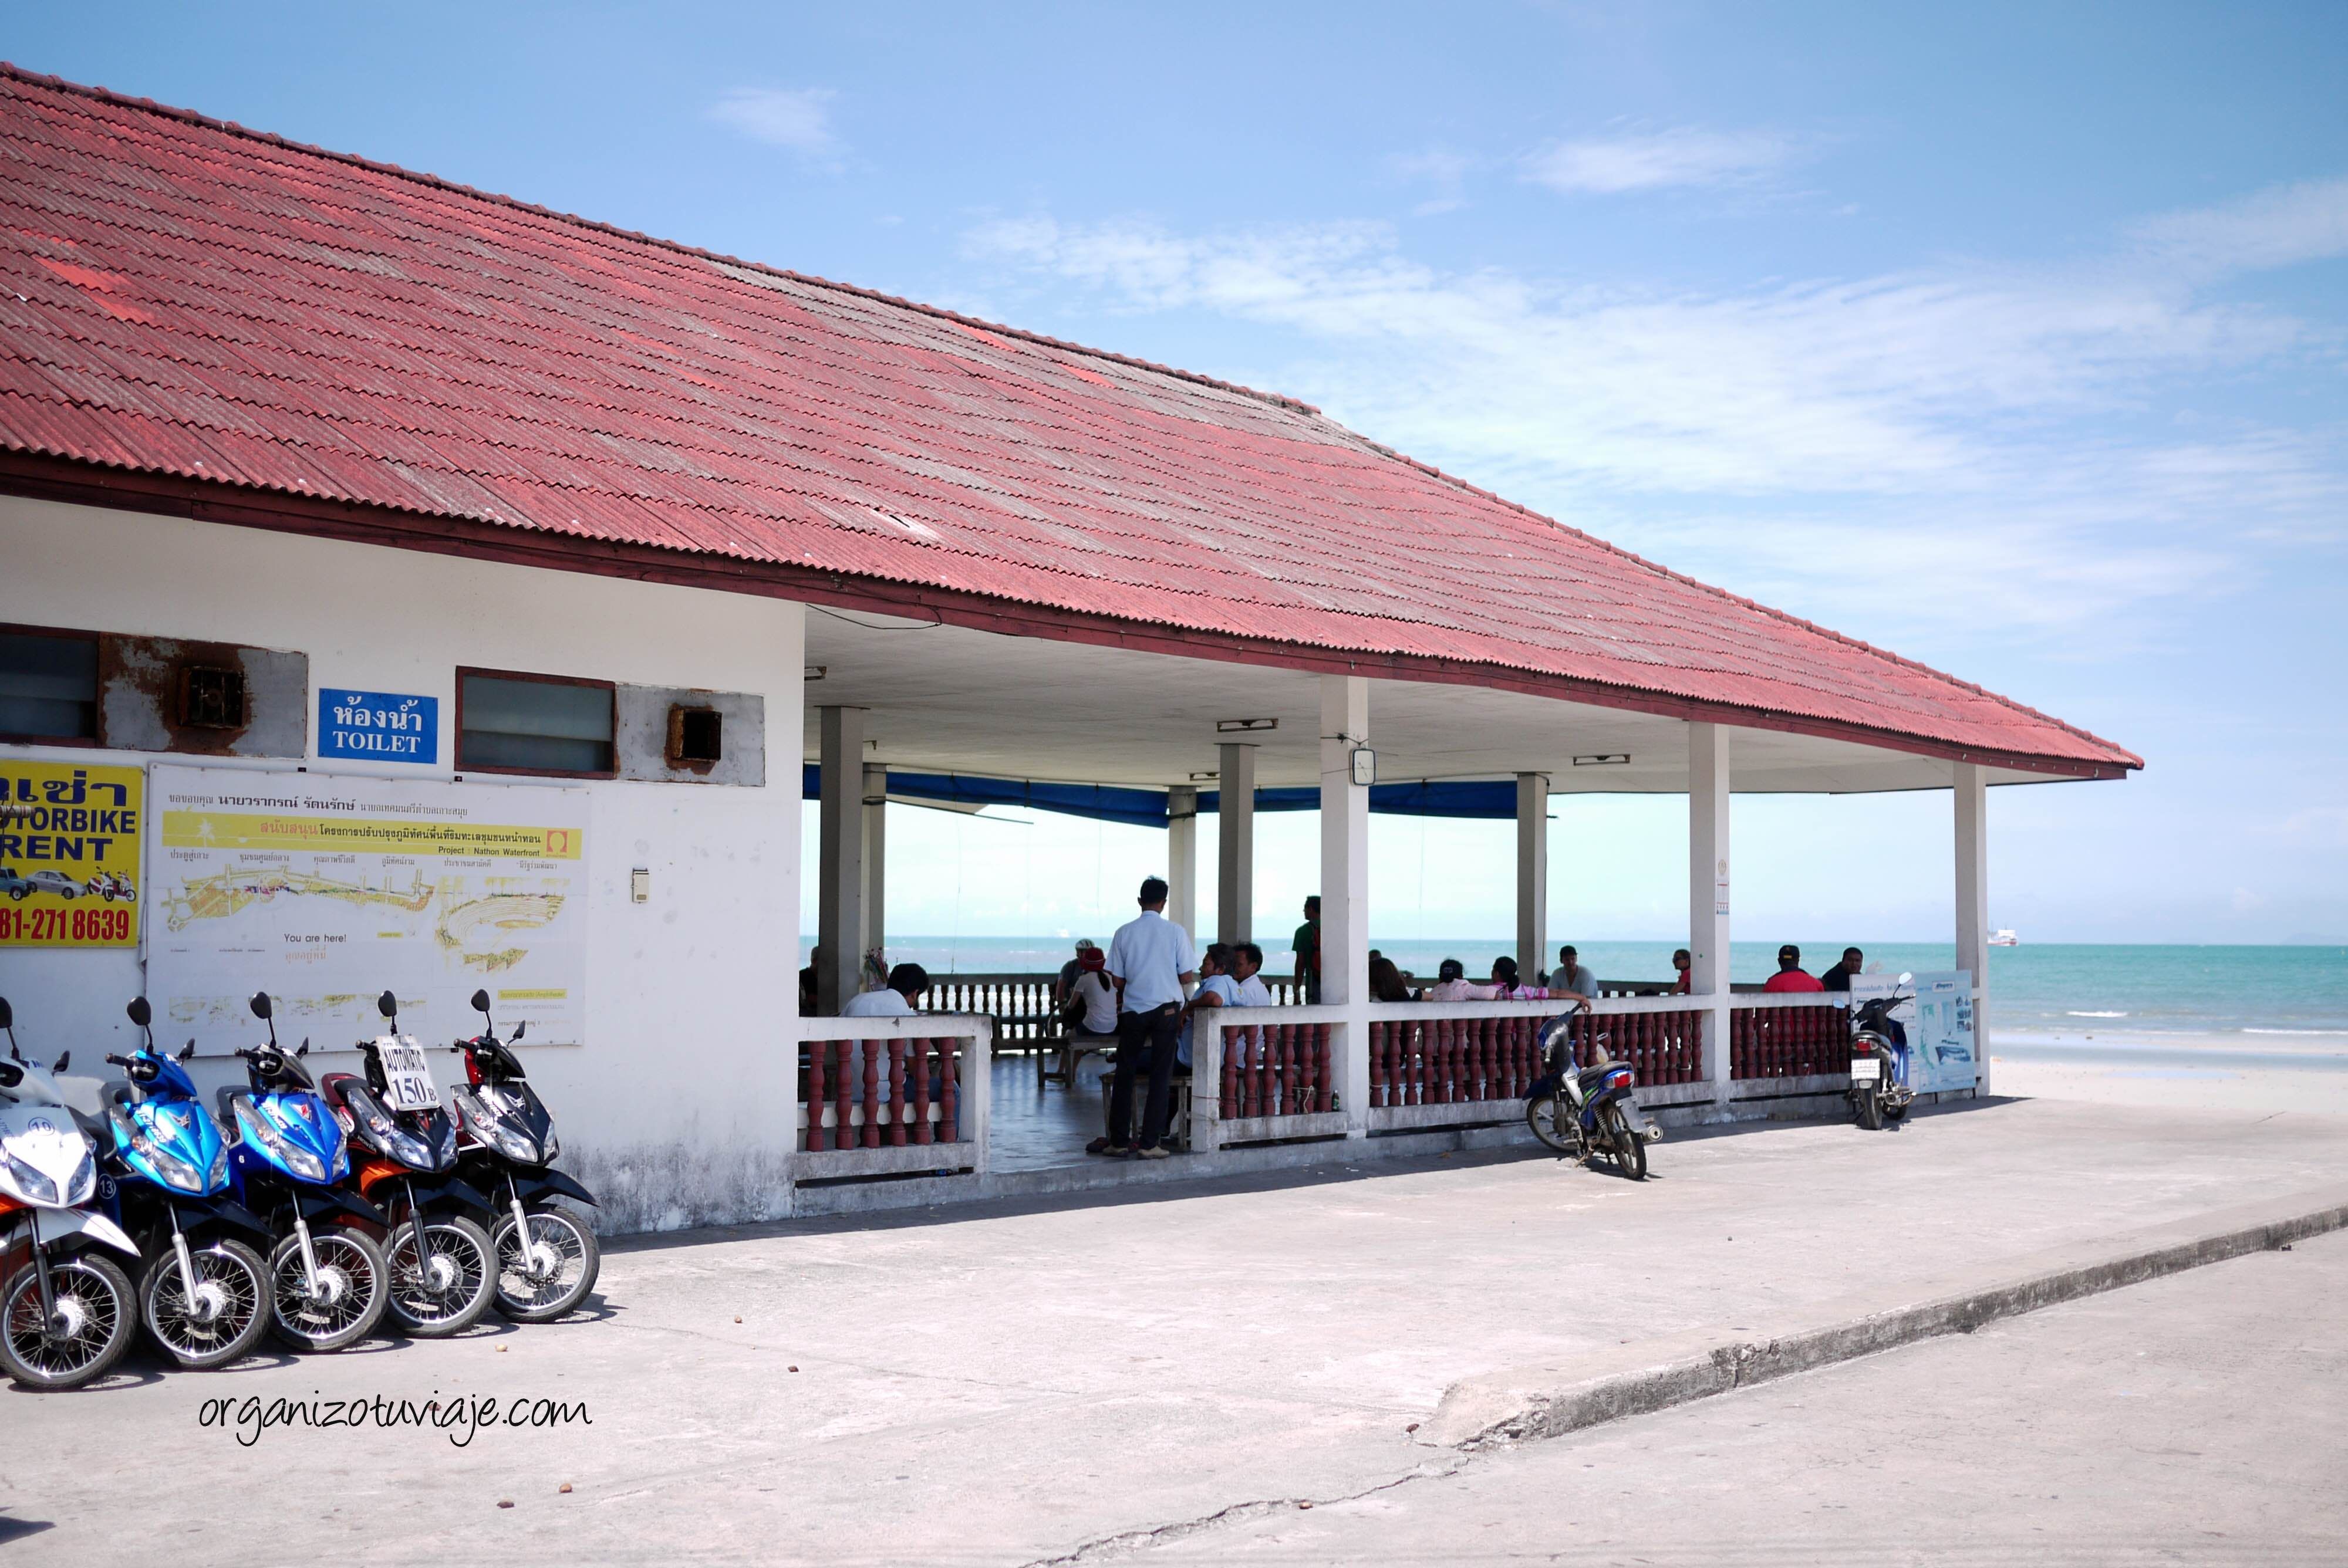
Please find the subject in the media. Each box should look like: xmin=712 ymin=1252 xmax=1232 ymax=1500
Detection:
xmin=2 ymin=1096 xmax=2344 ymax=1565
xmin=1135 ymin=1226 xmax=2348 ymax=1566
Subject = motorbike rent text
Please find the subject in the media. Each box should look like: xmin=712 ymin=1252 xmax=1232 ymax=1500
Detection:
xmin=0 ymin=762 xmax=143 ymax=948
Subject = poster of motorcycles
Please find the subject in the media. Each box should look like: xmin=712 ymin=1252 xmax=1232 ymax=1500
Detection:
xmin=1848 ymin=971 xmax=1977 ymax=1094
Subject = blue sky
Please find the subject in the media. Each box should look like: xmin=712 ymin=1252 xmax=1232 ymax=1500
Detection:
xmin=14 ymin=3 xmax=2347 ymax=944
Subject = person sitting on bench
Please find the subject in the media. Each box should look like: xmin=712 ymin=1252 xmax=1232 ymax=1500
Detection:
xmin=1052 ymin=944 xmax=1119 ymax=1083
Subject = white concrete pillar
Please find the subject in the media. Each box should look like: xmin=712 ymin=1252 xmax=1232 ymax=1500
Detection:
xmin=1954 ymin=761 xmax=1989 ymax=1092
xmin=780 ymin=607 xmax=808 ymax=1046
xmin=1689 ymin=722 xmax=1733 ymax=1104
xmin=1166 ymin=785 xmax=1199 ymax=942
xmin=1516 ymin=772 xmax=1549 ymax=982
xmin=817 ymin=706 xmax=865 ymax=1015
xmin=1321 ymin=675 xmax=1371 ymax=1135
xmin=1217 ymin=743 xmax=1256 ymax=947
xmin=862 ymin=762 xmax=888 ymax=959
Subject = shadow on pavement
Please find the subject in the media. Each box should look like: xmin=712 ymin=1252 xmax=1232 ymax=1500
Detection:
xmin=606 ymin=1093 xmax=2020 ymax=1253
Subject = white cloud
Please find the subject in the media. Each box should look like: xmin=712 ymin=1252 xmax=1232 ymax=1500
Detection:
xmin=708 ymin=87 xmax=841 ymax=163
xmin=1392 ymin=147 xmax=1476 ymax=215
xmin=2133 ymin=176 xmax=2348 ymax=278
xmin=1522 ymin=126 xmax=1796 ymax=195
xmin=964 ymin=181 xmax=2347 ymax=647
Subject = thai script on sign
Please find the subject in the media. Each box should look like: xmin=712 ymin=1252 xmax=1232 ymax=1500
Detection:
xmin=0 ymin=762 xmax=144 ymax=950
xmin=319 ymin=690 xmax=439 ymax=764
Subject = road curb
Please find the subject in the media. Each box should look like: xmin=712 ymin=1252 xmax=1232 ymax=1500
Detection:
xmin=1422 ymin=1182 xmax=2348 ymax=1450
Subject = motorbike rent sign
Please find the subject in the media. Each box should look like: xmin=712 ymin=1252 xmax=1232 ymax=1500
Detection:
xmin=0 ymin=761 xmax=143 ymax=948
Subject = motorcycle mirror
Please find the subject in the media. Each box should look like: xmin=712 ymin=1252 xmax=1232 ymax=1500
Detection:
xmin=1897 ymin=972 xmax=1914 ymax=985
xmin=51 ymin=1051 xmax=69 ymax=1073
xmin=377 ymin=990 xmax=397 ymax=1022
xmin=248 ymin=992 xmax=272 ymax=1020
xmin=0 ymin=996 xmax=12 ymax=1030
xmin=127 ymin=996 xmax=153 ymax=1028
xmin=178 ymin=1040 xmax=197 ymax=1062
xmin=470 ymin=988 xmax=491 ymax=1015
xmin=511 ymin=1020 xmax=527 ymax=1042
xmin=296 ymin=1039 xmax=310 ymax=1057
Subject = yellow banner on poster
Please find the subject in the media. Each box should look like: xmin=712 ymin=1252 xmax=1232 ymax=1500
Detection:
xmin=0 ymin=762 xmax=143 ymax=948
xmin=159 ymin=812 xmax=583 ymax=860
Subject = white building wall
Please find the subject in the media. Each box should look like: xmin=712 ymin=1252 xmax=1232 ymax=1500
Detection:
xmin=0 ymin=495 xmax=805 ymax=1232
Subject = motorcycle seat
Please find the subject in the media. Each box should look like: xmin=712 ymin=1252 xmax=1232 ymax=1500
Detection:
xmin=317 ymin=1072 xmax=364 ymax=1115
xmin=1576 ymin=1062 xmax=1624 ymax=1088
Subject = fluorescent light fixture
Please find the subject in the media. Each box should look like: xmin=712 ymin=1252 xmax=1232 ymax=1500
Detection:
xmin=805 ymin=665 xmax=828 ymax=681
xmin=1216 ymin=717 xmax=1277 ymax=733
xmin=1189 ymin=771 xmax=1219 ymax=782
xmin=1573 ymin=753 xmax=1631 ymax=767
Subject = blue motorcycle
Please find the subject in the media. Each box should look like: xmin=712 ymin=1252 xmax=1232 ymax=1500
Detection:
xmin=222 ymin=992 xmax=389 ymax=1352
xmin=1524 ymin=1006 xmax=1657 ymax=1181
xmin=100 ymin=998 xmax=276 ymax=1368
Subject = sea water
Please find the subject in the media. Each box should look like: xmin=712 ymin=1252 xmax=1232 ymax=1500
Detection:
xmin=855 ymin=935 xmax=2348 ymax=1067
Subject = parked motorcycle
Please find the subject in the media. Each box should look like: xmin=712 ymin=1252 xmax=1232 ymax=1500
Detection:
xmin=99 ymin=998 xmax=275 ymax=1369
xmin=449 ymin=988 xmax=601 ymax=1322
xmin=224 ymin=992 xmax=389 ymax=1351
xmin=319 ymin=992 xmax=497 ymax=1337
xmin=1848 ymin=974 xmax=1917 ymax=1131
xmin=1524 ymin=1006 xmax=1659 ymax=1180
xmin=0 ymin=995 xmax=141 ymax=1389
xmin=82 ymin=871 xmax=136 ymax=902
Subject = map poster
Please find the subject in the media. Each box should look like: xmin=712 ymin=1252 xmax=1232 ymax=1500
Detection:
xmin=0 ymin=761 xmax=144 ymax=948
xmin=145 ymin=764 xmax=589 ymax=1053
xmin=1848 ymin=970 xmax=1976 ymax=1094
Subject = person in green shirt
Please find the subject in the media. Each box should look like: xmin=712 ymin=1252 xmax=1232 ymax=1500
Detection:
xmin=1292 ymin=894 xmax=1321 ymax=1004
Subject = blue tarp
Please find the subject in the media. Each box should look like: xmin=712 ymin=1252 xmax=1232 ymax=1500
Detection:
xmin=807 ymin=767 xmax=1519 ymax=825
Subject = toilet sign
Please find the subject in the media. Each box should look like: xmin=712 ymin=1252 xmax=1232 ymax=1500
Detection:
xmin=319 ymin=690 xmax=438 ymax=764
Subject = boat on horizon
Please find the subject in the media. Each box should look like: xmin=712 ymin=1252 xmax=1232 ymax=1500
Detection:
xmin=1989 ymin=928 xmax=2019 ymax=947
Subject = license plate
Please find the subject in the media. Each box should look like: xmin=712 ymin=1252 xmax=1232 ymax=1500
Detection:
xmin=377 ymin=1036 xmax=440 ymax=1112
xmin=1850 ymin=1057 xmax=1881 ymax=1083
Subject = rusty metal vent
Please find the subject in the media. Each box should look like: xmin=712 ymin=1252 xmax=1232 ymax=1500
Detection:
xmin=177 ymin=664 xmax=248 ymax=729
xmin=666 ymin=705 xmax=722 ymax=767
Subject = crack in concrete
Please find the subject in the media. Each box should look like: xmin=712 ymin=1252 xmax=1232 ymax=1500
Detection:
xmin=1016 ymin=1458 xmax=1470 ymax=1566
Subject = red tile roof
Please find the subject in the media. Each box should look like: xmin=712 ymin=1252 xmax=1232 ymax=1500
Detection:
xmin=0 ymin=66 xmax=2136 ymax=778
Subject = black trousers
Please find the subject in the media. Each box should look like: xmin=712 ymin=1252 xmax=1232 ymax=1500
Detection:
xmin=1108 ymin=1003 xmax=1182 ymax=1148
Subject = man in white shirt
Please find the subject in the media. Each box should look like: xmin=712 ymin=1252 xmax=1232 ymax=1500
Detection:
xmin=1101 ymin=876 xmax=1197 ymax=1159
xmin=841 ymin=963 xmax=927 ymax=1017
xmin=1186 ymin=940 xmax=1274 ymax=1075
xmin=1551 ymin=945 xmax=1598 ymax=1002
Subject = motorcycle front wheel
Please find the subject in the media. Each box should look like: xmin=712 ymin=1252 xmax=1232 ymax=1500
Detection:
xmin=384 ymin=1215 xmax=497 ymax=1337
xmin=1525 ymin=1093 xmax=1580 ymax=1155
xmin=1 ymin=1252 xmax=136 ymax=1390
xmin=142 ymin=1239 xmax=271 ymax=1369
xmin=269 ymin=1227 xmax=387 ymax=1351
xmin=1602 ymin=1102 xmax=1648 ymax=1181
xmin=491 ymin=1204 xmax=601 ymax=1323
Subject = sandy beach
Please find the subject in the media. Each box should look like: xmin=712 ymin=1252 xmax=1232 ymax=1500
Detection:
xmin=1991 ymin=1028 xmax=2348 ymax=1118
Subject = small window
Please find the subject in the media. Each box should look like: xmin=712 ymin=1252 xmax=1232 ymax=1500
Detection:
xmin=0 ymin=627 xmax=100 ymax=743
xmin=457 ymin=669 xmax=616 ymax=776
xmin=666 ymin=705 xmax=723 ymax=766
xmin=177 ymin=664 xmax=248 ymax=729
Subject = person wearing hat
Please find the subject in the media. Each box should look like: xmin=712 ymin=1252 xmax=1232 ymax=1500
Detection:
xmin=1763 ymin=944 xmax=1826 ymax=993
xmin=1054 ymin=942 xmax=1120 ymax=1086
xmin=1422 ymin=957 xmax=1477 ymax=1002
